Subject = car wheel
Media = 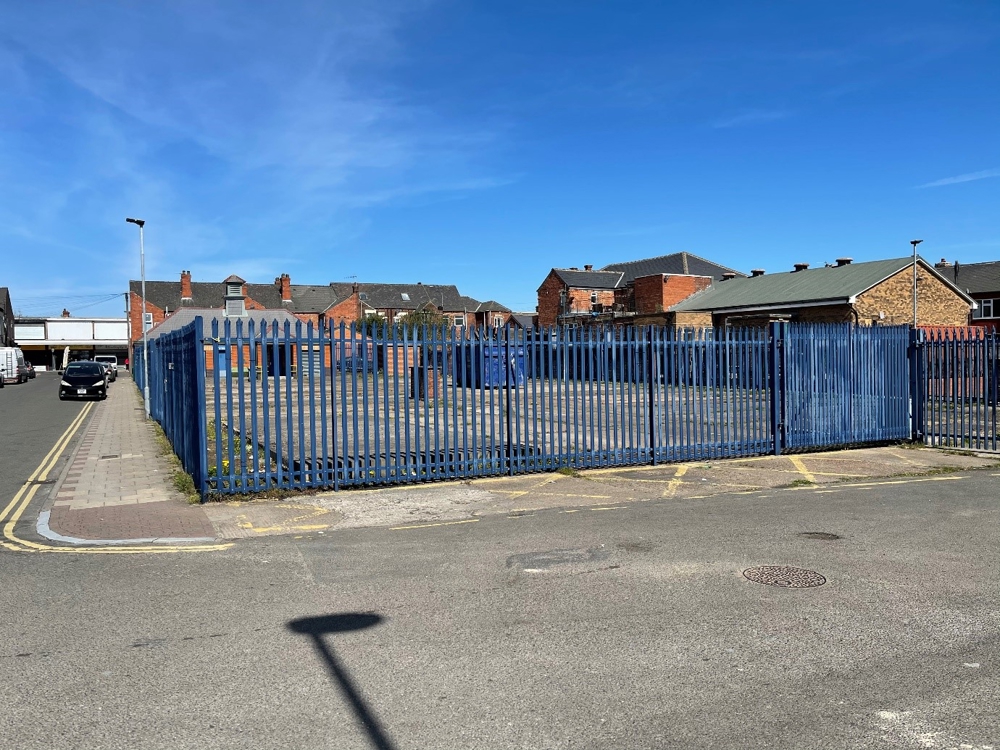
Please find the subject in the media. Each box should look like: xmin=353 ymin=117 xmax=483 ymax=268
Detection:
xmin=58 ymin=394 xmax=65 ymax=400
xmin=100 ymin=390 xmax=107 ymax=400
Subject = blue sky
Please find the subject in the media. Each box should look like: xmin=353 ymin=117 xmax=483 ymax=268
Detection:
xmin=1 ymin=1 xmax=998 ymax=318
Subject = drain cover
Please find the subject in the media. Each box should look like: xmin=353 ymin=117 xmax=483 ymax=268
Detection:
xmin=743 ymin=566 xmax=826 ymax=588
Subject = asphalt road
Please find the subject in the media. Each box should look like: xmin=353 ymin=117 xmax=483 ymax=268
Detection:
xmin=0 ymin=372 xmax=86 ymax=508
xmin=1 ymin=469 xmax=997 ymax=749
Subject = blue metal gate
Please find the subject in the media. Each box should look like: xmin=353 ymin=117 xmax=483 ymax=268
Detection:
xmin=780 ymin=323 xmax=911 ymax=450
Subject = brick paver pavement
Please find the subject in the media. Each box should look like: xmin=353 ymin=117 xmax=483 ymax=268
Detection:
xmin=46 ymin=380 xmax=216 ymax=542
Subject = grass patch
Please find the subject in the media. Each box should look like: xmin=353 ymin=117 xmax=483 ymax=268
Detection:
xmin=786 ymin=478 xmax=815 ymax=488
xmin=150 ymin=422 xmax=201 ymax=504
xmin=556 ymin=466 xmax=581 ymax=477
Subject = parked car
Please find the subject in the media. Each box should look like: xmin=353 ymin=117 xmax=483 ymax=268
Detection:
xmin=59 ymin=361 xmax=108 ymax=400
xmin=97 ymin=360 xmax=116 ymax=383
xmin=95 ymin=355 xmax=118 ymax=378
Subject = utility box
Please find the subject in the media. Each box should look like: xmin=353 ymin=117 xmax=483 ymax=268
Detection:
xmin=455 ymin=344 xmax=525 ymax=388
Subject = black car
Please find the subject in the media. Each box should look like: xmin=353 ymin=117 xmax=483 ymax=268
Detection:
xmin=59 ymin=361 xmax=107 ymax=400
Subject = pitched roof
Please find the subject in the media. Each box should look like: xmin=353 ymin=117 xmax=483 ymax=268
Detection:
xmin=936 ymin=260 xmax=1000 ymax=296
xmin=355 ymin=283 xmax=481 ymax=312
xmin=552 ymin=269 xmax=624 ymax=289
xmin=475 ymin=300 xmax=511 ymax=313
xmin=671 ymin=256 xmax=974 ymax=313
xmin=509 ymin=313 xmax=536 ymax=328
xmin=129 ymin=280 xmax=284 ymax=311
xmin=601 ymin=252 xmax=744 ymax=284
xmin=146 ymin=308 xmax=302 ymax=340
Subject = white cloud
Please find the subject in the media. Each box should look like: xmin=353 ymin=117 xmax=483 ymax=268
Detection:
xmin=712 ymin=109 xmax=791 ymax=128
xmin=916 ymin=168 xmax=1000 ymax=189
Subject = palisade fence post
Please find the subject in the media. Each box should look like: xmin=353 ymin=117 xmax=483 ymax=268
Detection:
xmin=504 ymin=326 xmax=514 ymax=476
xmin=768 ymin=321 xmax=785 ymax=456
xmin=909 ymin=326 xmax=925 ymax=442
xmin=194 ymin=316 xmax=209 ymax=499
xmin=646 ymin=326 xmax=657 ymax=465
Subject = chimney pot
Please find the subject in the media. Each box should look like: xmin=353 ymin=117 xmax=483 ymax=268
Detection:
xmin=584 ymin=264 xmax=593 ymax=271
xmin=278 ymin=273 xmax=292 ymax=304
xmin=835 ymin=257 xmax=853 ymax=267
xmin=751 ymin=269 xmax=765 ymax=277
xmin=61 ymin=308 xmax=70 ymax=317
xmin=793 ymin=263 xmax=810 ymax=272
xmin=180 ymin=270 xmax=193 ymax=302
xmin=722 ymin=272 xmax=737 ymax=280
xmin=934 ymin=258 xmax=952 ymax=269
xmin=569 ymin=267 xmax=578 ymax=271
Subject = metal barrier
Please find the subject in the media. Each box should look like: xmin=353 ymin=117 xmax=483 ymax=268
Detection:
xmin=132 ymin=319 xmax=209 ymax=493
xmin=918 ymin=327 xmax=999 ymax=451
xmin=195 ymin=320 xmax=915 ymax=496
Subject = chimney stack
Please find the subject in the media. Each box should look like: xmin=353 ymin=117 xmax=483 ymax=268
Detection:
xmin=793 ymin=263 xmax=810 ymax=272
xmin=721 ymin=272 xmax=737 ymax=280
xmin=278 ymin=273 xmax=292 ymax=305
xmin=835 ymin=257 xmax=853 ymax=267
xmin=180 ymin=270 xmax=193 ymax=303
xmin=751 ymin=269 xmax=765 ymax=277
xmin=934 ymin=258 xmax=952 ymax=269
xmin=584 ymin=264 xmax=593 ymax=271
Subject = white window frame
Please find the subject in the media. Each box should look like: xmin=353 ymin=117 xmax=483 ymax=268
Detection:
xmin=454 ymin=316 xmax=465 ymax=327
xmin=143 ymin=312 xmax=154 ymax=331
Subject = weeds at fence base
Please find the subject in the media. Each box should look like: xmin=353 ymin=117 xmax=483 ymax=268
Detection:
xmin=150 ymin=422 xmax=200 ymax=504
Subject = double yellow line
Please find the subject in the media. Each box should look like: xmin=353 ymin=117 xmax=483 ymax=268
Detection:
xmin=1 ymin=402 xmax=230 ymax=554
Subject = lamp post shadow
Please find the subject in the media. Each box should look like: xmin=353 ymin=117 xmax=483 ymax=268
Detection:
xmin=287 ymin=613 xmax=398 ymax=750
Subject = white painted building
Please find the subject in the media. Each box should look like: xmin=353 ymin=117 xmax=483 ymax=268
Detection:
xmin=15 ymin=316 xmax=130 ymax=371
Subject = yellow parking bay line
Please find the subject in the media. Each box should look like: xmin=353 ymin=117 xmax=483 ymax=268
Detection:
xmin=788 ymin=456 xmax=817 ymax=484
xmin=2 ymin=402 xmax=231 ymax=555
xmin=662 ymin=465 xmax=689 ymax=497
xmin=391 ymin=518 xmax=480 ymax=531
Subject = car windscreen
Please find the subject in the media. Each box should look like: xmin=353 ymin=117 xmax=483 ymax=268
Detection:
xmin=66 ymin=363 xmax=103 ymax=376
xmin=95 ymin=357 xmax=115 ymax=362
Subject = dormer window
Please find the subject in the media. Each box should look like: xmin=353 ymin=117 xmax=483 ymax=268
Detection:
xmin=227 ymin=283 xmax=242 ymax=296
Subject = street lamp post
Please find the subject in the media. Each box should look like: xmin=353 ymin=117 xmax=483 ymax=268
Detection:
xmin=910 ymin=239 xmax=923 ymax=327
xmin=126 ymin=217 xmax=150 ymax=419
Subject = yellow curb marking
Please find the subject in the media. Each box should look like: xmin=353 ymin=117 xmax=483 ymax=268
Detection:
xmin=391 ymin=518 xmax=479 ymax=530
xmin=236 ymin=503 xmax=333 ymax=534
xmin=788 ymin=456 xmax=817 ymax=484
xmin=662 ymin=465 xmax=689 ymax=497
xmin=1 ymin=402 xmax=231 ymax=555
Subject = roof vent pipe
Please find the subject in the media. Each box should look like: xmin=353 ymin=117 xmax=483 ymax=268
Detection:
xmin=836 ymin=257 xmax=853 ymax=267
xmin=751 ymin=269 xmax=765 ymax=277
xmin=793 ymin=263 xmax=810 ymax=272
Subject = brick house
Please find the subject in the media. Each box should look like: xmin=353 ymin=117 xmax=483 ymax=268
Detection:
xmin=935 ymin=258 xmax=1000 ymax=331
xmin=128 ymin=271 xmax=293 ymax=344
xmin=0 ymin=287 xmax=14 ymax=346
xmin=536 ymin=252 xmax=743 ymax=327
xmin=666 ymin=256 xmax=976 ymax=327
xmin=129 ymin=272 xmax=498 ymax=344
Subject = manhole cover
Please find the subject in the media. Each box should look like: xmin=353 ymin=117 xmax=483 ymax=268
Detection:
xmin=743 ymin=566 xmax=826 ymax=588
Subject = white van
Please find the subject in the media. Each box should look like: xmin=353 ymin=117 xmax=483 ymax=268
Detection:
xmin=0 ymin=347 xmax=27 ymax=385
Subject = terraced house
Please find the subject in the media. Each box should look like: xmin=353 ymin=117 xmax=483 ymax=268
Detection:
xmin=935 ymin=258 xmax=1000 ymax=331
xmin=128 ymin=271 xmax=507 ymax=346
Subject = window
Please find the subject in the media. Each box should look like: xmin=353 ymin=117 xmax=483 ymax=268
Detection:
xmin=359 ymin=292 xmax=368 ymax=301
xmin=454 ymin=316 xmax=465 ymax=327
xmin=227 ymin=283 xmax=242 ymax=296
xmin=143 ymin=312 xmax=153 ymax=331
xmin=973 ymin=299 xmax=995 ymax=319
xmin=590 ymin=292 xmax=598 ymax=304
xmin=492 ymin=316 xmax=501 ymax=328
xmin=225 ymin=299 xmax=246 ymax=317
xmin=400 ymin=293 xmax=410 ymax=301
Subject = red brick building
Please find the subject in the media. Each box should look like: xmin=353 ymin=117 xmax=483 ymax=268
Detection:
xmin=536 ymin=252 xmax=743 ymax=327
